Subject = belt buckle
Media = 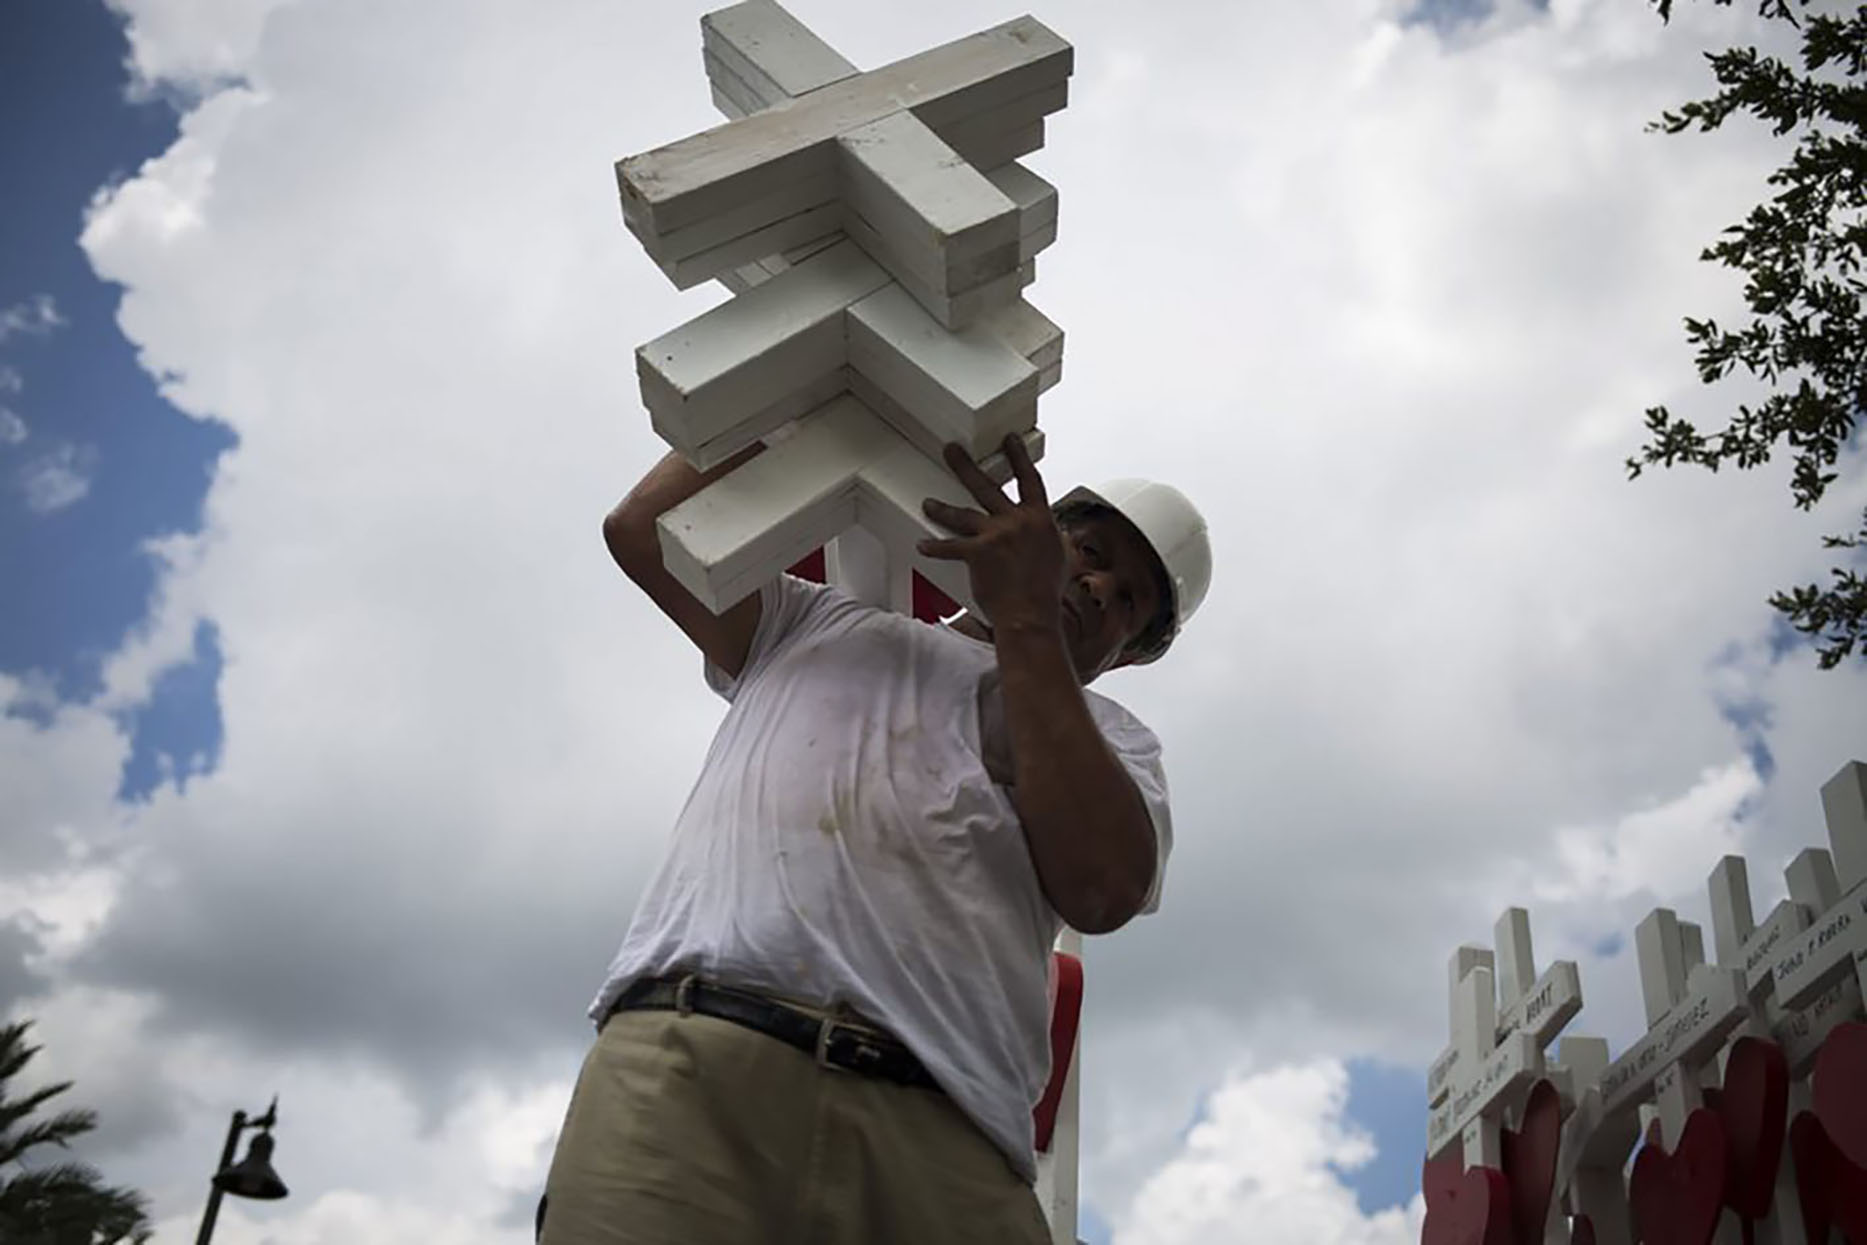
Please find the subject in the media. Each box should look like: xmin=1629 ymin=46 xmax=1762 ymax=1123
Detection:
xmin=814 ymin=1017 xmax=849 ymax=1071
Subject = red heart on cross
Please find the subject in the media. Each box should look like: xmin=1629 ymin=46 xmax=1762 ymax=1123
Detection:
xmin=1420 ymin=1155 xmax=1514 ymax=1245
xmin=1707 ymin=1035 xmax=1788 ymax=1222
xmin=1629 ymin=1107 xmax=1729 ymax=1245
xmin=1789 ymin=1109 xmax=1867 ymax=1244
xmin=1499 ymin=1079 xmax=1561 ymax=1245
xmin=1811 ymin=1019 xmax=1867 ymax=1172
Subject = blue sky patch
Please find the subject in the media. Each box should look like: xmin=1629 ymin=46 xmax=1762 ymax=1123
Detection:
xmin=117 ymin=619 xmax=224 ymax=801
xmin=1405 ymin=0 xmax=1551 ymax=34
xmin=1339 ymin=1056 xmax=1425 ymax=1215
xmin=0 ymin=0 xmax=234 ymax=709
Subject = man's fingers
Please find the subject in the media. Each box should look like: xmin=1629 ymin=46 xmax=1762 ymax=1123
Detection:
xmin=1003 ymin=434 xmax=1047 ymax=509
xmin=941 ymin=443 xmax=1013 ymax=513
xmin=915 ymin=536 xmax=970 ymax=561
xmin=921 ymin=498 xmax=987 ymax=534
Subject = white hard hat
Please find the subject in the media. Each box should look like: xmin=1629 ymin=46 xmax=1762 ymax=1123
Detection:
xmin=1054 ymin=478 xmax=1211 ymax=664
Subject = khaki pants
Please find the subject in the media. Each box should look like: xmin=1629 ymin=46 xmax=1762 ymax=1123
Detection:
xmin=540 ymin=1007 xmax=1051 ymax=1245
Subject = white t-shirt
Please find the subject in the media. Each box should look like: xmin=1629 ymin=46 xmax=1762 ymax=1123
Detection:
xmin=589 ymin=574 xmax=1173 ymax=1181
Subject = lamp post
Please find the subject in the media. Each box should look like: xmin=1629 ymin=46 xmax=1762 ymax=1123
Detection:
xmin=194 ymin=1096 xmax=289 ymax=1245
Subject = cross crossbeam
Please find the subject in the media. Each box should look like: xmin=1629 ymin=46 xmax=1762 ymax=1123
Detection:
xmin=619 ymin=7 xmax=1070 ymax=325
xmin=618 ymin=1 xmax=1074 ymax=620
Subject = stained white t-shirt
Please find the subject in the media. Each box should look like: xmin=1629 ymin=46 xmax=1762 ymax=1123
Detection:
xmin=589 ymin=574 xmax=1173 ymax=1181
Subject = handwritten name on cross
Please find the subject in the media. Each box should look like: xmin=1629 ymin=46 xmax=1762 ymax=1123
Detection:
xmin=1620 ymin=910 xmax=1749 ymax=1151
xmin=1426 ymin=944 xmax=1542 ymax=1167
xmin=617 ymin=1 xmax=1072 ymax=616
xmin=1767 ymin=762 xmax=1867 ymax=1015
xmin=1426 ymin=909 xmax=1581 ymax=1122
xmin=1709 ymin=847 xmax=1862 ymax=1077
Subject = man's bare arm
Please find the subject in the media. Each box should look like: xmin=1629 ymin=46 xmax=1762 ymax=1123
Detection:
xmin=918 ymin=440 xmax=1156 ymax=933
xmin=603 ymin=446 xmax=765 ymax=680
xmin=994 ymin=622 xmax=1156 ymax=934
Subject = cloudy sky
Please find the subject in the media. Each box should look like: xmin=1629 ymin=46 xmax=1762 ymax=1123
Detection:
xmin=3 ymin=0 xmax=1863 ymax=1241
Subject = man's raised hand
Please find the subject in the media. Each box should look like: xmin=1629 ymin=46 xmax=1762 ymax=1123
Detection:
xmin=919 ymin=436 xmax=1066 ymax=635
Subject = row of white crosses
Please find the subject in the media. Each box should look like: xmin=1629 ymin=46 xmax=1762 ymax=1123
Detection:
xmin=615 ymin=5 xmax=1083 ymax=1242
xmin=1426 ymin=759 xmax=1867 ymax=1243
xmin=621 ymin=0 xmax=1070 ymax=618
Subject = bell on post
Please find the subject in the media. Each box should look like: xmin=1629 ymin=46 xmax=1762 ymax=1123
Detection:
xmin=213 ymin=1129 xmax=288 ymax=1200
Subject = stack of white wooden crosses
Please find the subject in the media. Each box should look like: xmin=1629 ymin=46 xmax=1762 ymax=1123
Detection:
xmin=1421 ymin=759 xmax=1867 ymax=1245
xmin=613 ymin=4 xmax=1083 ymax=1242
xmin=619 ymin=0 xmax=1068 ymax=619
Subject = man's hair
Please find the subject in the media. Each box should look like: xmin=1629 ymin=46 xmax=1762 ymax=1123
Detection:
xmin=1055 ymin=501 xmax=1175 ymax=658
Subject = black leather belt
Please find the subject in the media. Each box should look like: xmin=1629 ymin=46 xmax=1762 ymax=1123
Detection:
xmin=608 ymin=976 xmax=940 ymax=1092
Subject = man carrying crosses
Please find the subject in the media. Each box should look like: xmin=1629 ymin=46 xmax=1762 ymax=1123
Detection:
xmin=540 ymin=434 xmax=1211 ymax=1244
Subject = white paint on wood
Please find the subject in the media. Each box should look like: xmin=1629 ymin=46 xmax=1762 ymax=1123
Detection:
xmin=1821 ymin=761 xmax=1867 ymax=895
xmin=837 ymin=110 xmax=1021 ymax=296
xmin=1556 ymin=1037 xmax=1635 ymax=1245
xmin=1426 ymin=915 xmax=1581 ymax=1112
xmin=1772 ymin=881 xmax=1867 ymax=1010
xmin=847 ymin=282 xmax=1038 ymax=457
xmin=1020 ymin=217 xmax=1060 ymax=266
xmin=655 ymin=390 xmax=1044 ymax=617
xmin=1428 ymin=946 xmax=1492 ymax=1109
xmin=1424 ymin=945 xmax=1541 ymax=1167
xmin=1616 ymin=910 xmax=1746 ymax=1146
xmin=656 ymin=368 xmax=849 ymax=472
xmin=618 ymin=17 xmax=1069 ymax=237
xmin=656 ymin=394 xmax=879 ymax=609
xmin=821 ymin=525 xmax=905 ymax=612
xmin=630 ymin=0 xmax=1069 ymax=681
xmin=976 ymin=297 xmax=1063 ymax=373
xmin=661 ymin=200 xmax=846 ymax=290
xmin=709 ymin=80 xmax=754 ymax=123
xmin=636 ymin=241 xmax=889 ymax=446
xmin=984 ymin=161 xmax=1059 ymax=233
xmin=1784 ymin=847 xmax=1840 ymax=914
xmin=701 ymin=0 xmax=858 ymax=103
xmin=946 ymin=116 xmax=1048 ymax=173
xmin=645 ymin=164 xmax=840 ymax=263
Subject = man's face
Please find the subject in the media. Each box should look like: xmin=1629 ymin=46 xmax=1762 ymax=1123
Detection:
xmin=1058 ymin=512 xmax=1168 ymax=681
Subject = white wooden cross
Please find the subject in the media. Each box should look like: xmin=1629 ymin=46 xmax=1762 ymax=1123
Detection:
xmin=1549 ymin=908 xmax=1744 ymax=1241
xmin=1702 ymin=852 xmax=1850 ymax=1245
xmin=1617 ymin=909 xmax=1748 ymax=1153
xmin=1767 ymin=761 xmax=1867 ymax=1018
xmin=1426 ymin=944 xmax=1543 ymax=1168
xmin=1426 ymin=910 xmax=1581 ymax=1156
xmin=618 ymin=0 xmax=1073 ymax=617
xmin=1553 ymin=1035 xmax=1638 ymax=1245
xmin=1629 ymin=912 xmax=1749 ymax=1243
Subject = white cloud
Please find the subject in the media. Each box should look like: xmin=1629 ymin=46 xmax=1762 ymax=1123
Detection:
xmin=0 ymin=365 xmax=23 ymax=394
xmin=1533 ymin=757 xmax=1762 ymax=904
xmin=18 ymin=444 xmax=97 ymax=514
xmin=0 ymin=294 xmax=64 ymax=343
xmin=3 ymin=0 xmax=1862 ymax=1241
xmin=104 ymin=0 xmax=298 ymax=98
xmin=0 ymin=407 xmax=25 ymax=445
xmin=1113 ymin=1058 xmax=1422 ymax=1245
